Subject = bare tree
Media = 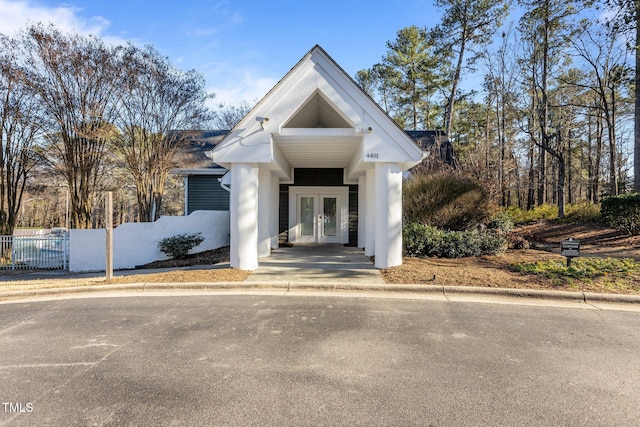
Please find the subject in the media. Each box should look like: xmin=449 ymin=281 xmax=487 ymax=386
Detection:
xmin=0 ymin=34 xmax=43 ymax=236
xmin=483 ymin=29 xmax=522 ymax=207
xmin=112 ymin=45 xmax=212 ymax=222
xmin=604 ymin=0 xmax=639 ymax=191
xmin=20 ymin=24 xmax=120 ymax=229
xmin=573 ymin=28 xmax=630 ymax=195
xmin=211 ymin=101 xmax=251 ymax=130
xmin=518 ymin=0 xmax=590 ymax=214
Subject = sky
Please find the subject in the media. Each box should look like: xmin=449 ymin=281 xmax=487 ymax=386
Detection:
xmin=0 ymin=0 xmax=445 ymax=106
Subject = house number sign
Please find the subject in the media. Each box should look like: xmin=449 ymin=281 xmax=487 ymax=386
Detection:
xmin=366 ymin=153 xmax=379 ymax=159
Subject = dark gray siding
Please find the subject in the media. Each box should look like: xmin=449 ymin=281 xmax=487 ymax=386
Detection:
xmin=349 ymin=186 xmax=358 ymax=244
xmin=293 ymin=168 xmax=344 ymax=185
xmin=187 ymin=175 xmax=229 ymax=214
xmin=279 ymin=168 xmax=358 ymax=245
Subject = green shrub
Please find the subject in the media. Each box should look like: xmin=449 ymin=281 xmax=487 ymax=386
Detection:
xmin=403 ymin=222 xmax=443 ymax=257
xmin=506 ymin=204 xmax=558 ymax=224
xmin=403 ymin=173 xmax=494 ymax=231
xmin=564 ymin=203 xmax=601 ymax=223
xmin=158 ymin=233 xmax=204 ymax=259
xmin=601 ymin=193 xmax=640 ymax=235
xmin=403 ymin=223 xmax=507 ymax=258
xmin=488 ymin=211 xmax=515 ymax=232
xmin=505 ymin=203 xmax=601 ymax=224
xmin=478 ymin=232 xmax=509 ymax=255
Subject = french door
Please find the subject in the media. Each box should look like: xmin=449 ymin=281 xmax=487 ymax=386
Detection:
xmin=297 ymin=194 xmax=339 ymax=243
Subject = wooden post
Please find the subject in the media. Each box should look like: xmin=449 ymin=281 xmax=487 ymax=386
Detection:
xmin=105 ymin=192 xmax=113 ymax=280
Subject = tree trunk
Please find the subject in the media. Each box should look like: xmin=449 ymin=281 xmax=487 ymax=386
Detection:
xmin=445 ymin=31 xmax=467 ymax=137
xmin=538 ymin=4 xmax=551 ymax=206
xmin=634 ymin=0 xmax=640 ymax=192
xmin=567 ymin=130 xmax=573 ymax=204
xmin=587 ymin=111 xmax=594 ymax=203
xmin=527 ymin=142 xmax=536 ymax=210
xmin=558 ymin=152 xmax=566 ymax=219
xmin=594 ymin=110 xmax=604 ymax=203
xmin=607 ymin=83 xmax=619 ymax=195
xmin=538 ymin=145 xmax=546 ymax=205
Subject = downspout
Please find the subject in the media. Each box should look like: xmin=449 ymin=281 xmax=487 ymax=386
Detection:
xmin=219 ymin=181 xmax=231 ymax=192
xmin=219 ymin=171 xmax=231 ymax=192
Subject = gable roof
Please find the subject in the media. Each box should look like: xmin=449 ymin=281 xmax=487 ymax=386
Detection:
xmin=173 ymin=129 xmax=456 ymax=174
xmin=171 ymin=130 xmax=228 ymax=175
xmin=208 ymin=45 xmax=426 ymax=180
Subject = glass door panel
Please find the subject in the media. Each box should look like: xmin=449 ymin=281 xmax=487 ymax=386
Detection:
xmin=295 ymin=193 xmax=341 ymax=243
xmin=322 ymin=197 xmax=337 ymax=237
xmin=300 ymin=196 xmax=315 ymax=237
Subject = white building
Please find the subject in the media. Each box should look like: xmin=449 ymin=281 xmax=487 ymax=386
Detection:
xmin=209 ymin=45 xmax=426 ymax=270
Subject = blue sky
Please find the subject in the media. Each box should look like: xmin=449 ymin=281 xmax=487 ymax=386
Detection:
xmin=0 ymin=0 xmax=445 ymax=106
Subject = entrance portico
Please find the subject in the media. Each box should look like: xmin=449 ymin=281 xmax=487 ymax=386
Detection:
xmin=209 ymin=45 xmax=425 ymax=271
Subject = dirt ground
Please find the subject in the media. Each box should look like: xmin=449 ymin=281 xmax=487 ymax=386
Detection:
xmin=382 ymin=250 xmax=566 ymax=289
xmin=2 ymin=221 xmax=639 ymax=294
xmin=382 ymin=221 xmax=640 ymax=294
xmin=100 ymin=246 xmax=251 ymax=285
xmin=110 ymin=221 xmax=640 ymax=293
xmin=516 ymin=220 xmax=640 ymax=260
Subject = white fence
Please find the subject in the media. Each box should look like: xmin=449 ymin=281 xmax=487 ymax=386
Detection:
xmin=1 ymin=234 xmax=69 ymax=270
xmin=70 ymin=210 xmax=230 ymax=272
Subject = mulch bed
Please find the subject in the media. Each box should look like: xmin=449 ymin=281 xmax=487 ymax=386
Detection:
xmin=137 ymin=246 xmax=230 ymax=269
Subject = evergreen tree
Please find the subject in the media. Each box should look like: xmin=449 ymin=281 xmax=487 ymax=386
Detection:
xmin=432 ymin=0 xmax=511 ymax=137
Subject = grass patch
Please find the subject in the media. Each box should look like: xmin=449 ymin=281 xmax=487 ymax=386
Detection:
xmin=511 ymin=257 xmax=640 ymax=290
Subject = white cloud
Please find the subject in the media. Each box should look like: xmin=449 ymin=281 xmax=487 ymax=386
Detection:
xmin=208 ymin=70 xmax=276 ymax=107
xmin=0 ymin=0 xmax=273 ymax=111
xmin=0 ymin=0 xmax=118 ymax=42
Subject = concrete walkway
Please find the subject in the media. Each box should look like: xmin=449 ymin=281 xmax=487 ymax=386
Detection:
xmin=245 ymin=244 xmax=384 ymax=283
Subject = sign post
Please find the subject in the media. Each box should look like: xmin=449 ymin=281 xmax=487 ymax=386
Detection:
xmin=560 ymin=238 xmax=580 ymax=267
xmin=105 ymin=192 xmax=113 ymax=280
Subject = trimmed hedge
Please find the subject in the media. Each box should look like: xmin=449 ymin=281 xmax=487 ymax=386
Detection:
xmin=601 ymin=193 xmax=640 ymax=235
xmin=403 ymin=222 xmax=507 ymax=258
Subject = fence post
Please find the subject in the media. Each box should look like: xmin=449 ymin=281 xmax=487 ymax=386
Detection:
xmin=64 ymin=233 xmax=68 ymax=270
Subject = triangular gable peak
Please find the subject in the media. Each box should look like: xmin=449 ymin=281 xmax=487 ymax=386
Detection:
xmin=283 ymin=90 xmax=351 ymax=128
xmin=210 ymin=45 xmax=424 ymax=181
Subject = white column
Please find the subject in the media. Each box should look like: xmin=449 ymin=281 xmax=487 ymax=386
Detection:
xmin=374 ymin=162 xmax=403 ymax=269
xmin=257 ymin=167 xmax=272 ymax=258
xmin=365 ymin=168 xmax=376 ymax=257
xmin=271 ymin=175 xmax=280 ymax=249
xmin=358 ymin=175 xmax=366 ymax=248
xmin=230 ymin=163 xmax=259 ymax=270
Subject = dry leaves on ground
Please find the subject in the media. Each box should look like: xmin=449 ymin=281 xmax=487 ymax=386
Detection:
xmin=382 ymin=250 xmax=566 ymax=290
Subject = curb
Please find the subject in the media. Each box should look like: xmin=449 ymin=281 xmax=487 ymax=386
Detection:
xmin=1 ymin=281 xmax=640 ymax=305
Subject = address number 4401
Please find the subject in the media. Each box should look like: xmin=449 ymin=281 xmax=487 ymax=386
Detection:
xmin=366 ymin=152 xmax=379 ymax=159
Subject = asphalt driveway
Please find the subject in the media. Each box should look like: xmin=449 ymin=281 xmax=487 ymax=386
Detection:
xmin=1 ymin=294 xmax=639 ymax=426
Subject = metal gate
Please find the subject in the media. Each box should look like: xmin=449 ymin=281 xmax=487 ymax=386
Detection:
xmin=0 ymin=233 xmax=69 ymax=270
